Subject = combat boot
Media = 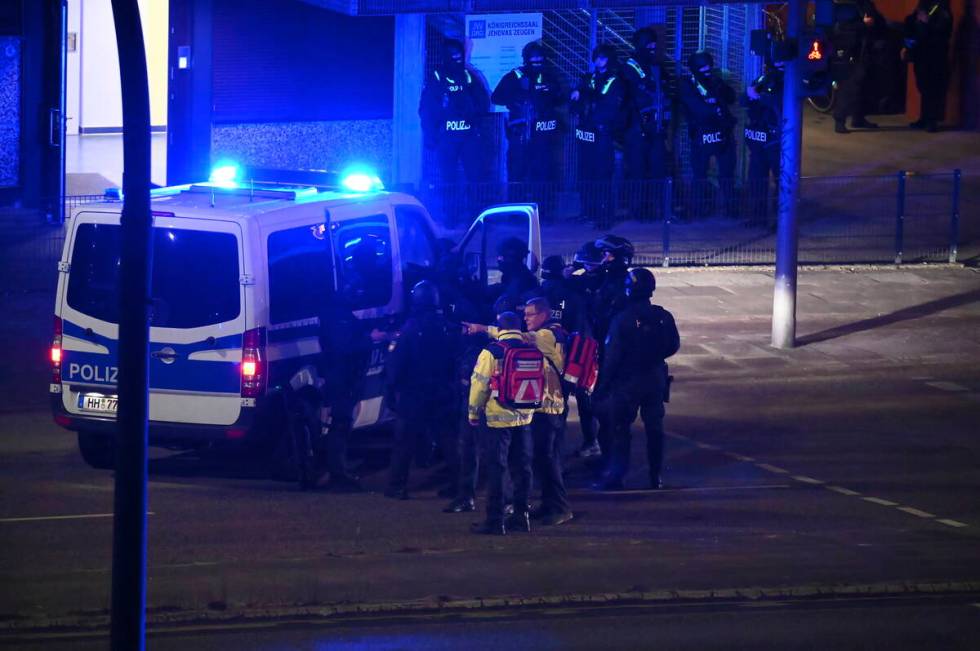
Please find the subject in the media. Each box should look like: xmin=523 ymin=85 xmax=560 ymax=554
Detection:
xmin=505 ymin=511 xmax=531 ymax=533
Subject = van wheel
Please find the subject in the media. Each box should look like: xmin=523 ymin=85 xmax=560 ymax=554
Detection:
xmin=78 ymin=431 xmax=115 ymax=470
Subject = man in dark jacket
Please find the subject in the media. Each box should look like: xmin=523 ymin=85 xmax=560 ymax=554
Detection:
xmin=742 ymin=61 xmax=784 ymax=227
xmin=832 ymin=1 xmax=886 ymax=133
xmin=385 ymin=281 xmax=462 ymax=499
xmin=593 ymin=268 xmax=679 ymax=491
xmin=904 ymin=0 xmax=953 ymax=132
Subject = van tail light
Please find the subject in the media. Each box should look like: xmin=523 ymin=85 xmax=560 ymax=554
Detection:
xmin=241 ymin=327 xmax=266 ymax=398
xmin=51 ymin=316 xmax=63 ymax=383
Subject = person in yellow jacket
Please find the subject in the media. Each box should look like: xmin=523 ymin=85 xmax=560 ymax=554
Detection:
xmin=467 ymin=312 xmax=535 ymax=535
xmin=467 ymin=297 xmax=573 ymax=526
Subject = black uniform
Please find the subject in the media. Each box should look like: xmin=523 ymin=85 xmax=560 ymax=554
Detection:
xmin=596 ymin=299 xmax=680 ymax=487
xmin=743 ymin=67 xmax=783 ymax=227
xmin=833 ymin=3 xmax=886 ymax=130
xmin=589 ymin=264 xmax=629 ymax=462
xmin=679 ymin=58 xmax=737 ymax=217
xmin=572 ymin=68 xmax=625 ymax=227
xmin=904 ymin=1 xmax=953 ymax=130
xmin=385 ymin=308 xmax=461 ymax=496
xmin=492 ymin=63 xmax=566 ymax=186
xmin=622 ymin=55 xmax=673 ymax=212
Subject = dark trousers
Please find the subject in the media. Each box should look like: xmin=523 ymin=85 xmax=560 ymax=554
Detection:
xmin=388 ymin=409 xmax=456 ymax=491
xmin=625 ymin=128 xmax=668 ymax=221
xmin=484 ymin=424 xmax=532 ymax=523
xmin=457 ymin=420 xmax=481 ymax=500
xmin=325 ymin=395 xmax=356 ymax=478
xmin=690 ymin=142 xmax=736 ymax=217
xmin=606 ymin=388 xmax=666 ymax=484
xmin=914 ymin=60 xmax=948 ymax=124
xmin=578 ymin=128 xmax=616 ymax=227
xmin=434 ymin=131 xmax=485 ymax=227
xmin=507 ymin=131 xmax=560 ymax=184
xmin=747 ymin=144 xmax=780 ymax=226
xmin=532 ymin=413 xmax=569 ymax=515
xmin=576 ymin=387 xmax=597 ymax=448
xmin=833 ymin=65 xmax=868 ymax=123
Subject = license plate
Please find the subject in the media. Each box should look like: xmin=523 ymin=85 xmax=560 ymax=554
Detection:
xmin=78 ymin=394 xmax=118 ymax=414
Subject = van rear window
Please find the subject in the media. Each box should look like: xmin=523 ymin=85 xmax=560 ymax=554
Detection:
xmin=67 ymin=223 xmax=241 ymax=328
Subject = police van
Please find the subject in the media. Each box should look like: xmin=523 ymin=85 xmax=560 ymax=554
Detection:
xmin=51 ymin=172 xmax=540 ymax=470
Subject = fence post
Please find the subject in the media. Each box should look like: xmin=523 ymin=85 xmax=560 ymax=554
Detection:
xmin=949 ymin=169 xmax=961 ymax=264
xmin=894 ymin=171 xmax=906 ymax=265
xmin=662 ymin=178 xmax=672 ymax=268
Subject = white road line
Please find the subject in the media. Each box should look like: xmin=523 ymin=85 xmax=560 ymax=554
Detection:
xmin=756 ymin=463 xmax=789 ymax=474
xmin=0 ymin=512 xmax=155 ymax=524
xmin=937 ymin=519 xmax=969 ymax=528
xmin=579 ymin=484 xmax=791 ymax=496
xmin=696 ymin=443 xmax=720 ymax=451
xmin=897 ymin=506 xmax=935 ymax=519
xmin=862 ymin=497 xmax=899 ymax=507
xmin=792 ymin=475 xmax=825 ymax=485
xmin=826 ymin=486 xmax=861 ymax=496
xmin=924 ymin=381 xmax=970 ymax=392
xmin=731 ymin=454 xmax=755 ymax=462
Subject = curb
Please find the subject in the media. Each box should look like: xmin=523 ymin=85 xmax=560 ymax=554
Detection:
xmin=3 ymin=580 xmax=980 ymax=638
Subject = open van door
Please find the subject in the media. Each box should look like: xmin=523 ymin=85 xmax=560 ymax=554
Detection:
xmin=457 ymin=204 xmax=541 ymax=290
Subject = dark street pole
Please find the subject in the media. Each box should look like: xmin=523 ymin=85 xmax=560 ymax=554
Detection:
xmin=772 ymin=0 xmax=804 ymax=349
xmin=109 ymin=1 xmax=152 ymax=649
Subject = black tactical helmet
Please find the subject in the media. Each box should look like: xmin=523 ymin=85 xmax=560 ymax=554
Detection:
xmin=541 ymin=255 xmax=567 ymax=280
xmin=573 ymin=240 xmax=603 ymax=270
xmin=594 ymin=234 xmax=635 ymax=267
xmin=410 ymin=280 xmax=440 ymax=311
xmin=592 ymin=43 xmax=618 ymax=63
xmin=444 ymin=39 xmax=465 ymax=66
xmin=625 ymin=267 xmax=656 ymax=300
xmin=632 ymin=26 xmax=658 ymax=51
xmin=497 ymin=236 xmax=529 ymax=262
xmin=688 ymin=50 xmax=714 ymax=72
xmin=522 ymin=40 xmax=546 ymax=66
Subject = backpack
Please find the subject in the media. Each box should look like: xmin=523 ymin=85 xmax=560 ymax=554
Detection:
xmin=562 ymin=332 xmax=599 ymax=394
xmin=488 ymin=339 xmax=545 ymax=410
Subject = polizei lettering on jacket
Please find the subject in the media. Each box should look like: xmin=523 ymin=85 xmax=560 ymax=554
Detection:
xmin=744 ymin=128 xmax=768 ymax=143
xmin=445 ymin=119 xmax=472 ymax=131
xmin=702 ymin=131 xmax=723 ymax=145
xmin=67 ymin=362 xmax=119 ymax=384
xmin=535 ymin=119 xmax=557 ymax=132
xmin=575 ymin=128 xmax=596 ymax=142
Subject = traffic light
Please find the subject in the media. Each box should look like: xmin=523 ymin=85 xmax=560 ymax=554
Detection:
xmin=799 ymin=29 xmax=831 ymax=96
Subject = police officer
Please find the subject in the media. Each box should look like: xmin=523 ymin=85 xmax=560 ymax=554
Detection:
xmin=593 ymin=268 xmax=680 ymax=491
xmin=384 ymin=281 xmax=461 ymax=500
xmin=492 ymin=41 xmax=566 ymax=190
xmin=904 ymin=0 xmax=953 ymax=132
xmin=538 ymin=255 xmax=589 ymax=334
xmin=468 ymin=312 xmax=536 ymax=535
xmin=742 ymin=60 xmax=784 ymax=228
xmin=622 ymin=27 xmax=673 ymax=217
xmin=832 ymin=1 xmax=885 ymax=133
xmin=419 ymin=39 xmax=490 ymax=221
xmin=571 ymin=44 xmax=625 ymax=228
xmin=568 ymin=242 xmax=604 ymax=457
xmin=487 ymin=237 xmax=539 ymax=311
xmin=679 ymin=51 xmax=737 ymax=218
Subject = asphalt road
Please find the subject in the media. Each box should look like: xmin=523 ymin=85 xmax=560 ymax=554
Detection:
xmin=1 ymin=267 xmax=979 ymax=648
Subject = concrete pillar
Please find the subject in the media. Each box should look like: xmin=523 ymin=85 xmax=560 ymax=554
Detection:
xmin=392 ymin=14 xmax=425 ymax=191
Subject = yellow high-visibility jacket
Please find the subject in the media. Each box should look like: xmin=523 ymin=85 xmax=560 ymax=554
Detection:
xmin=468 ymin=330 xmax=536 ymax=428
xmin=488 ymin=325 xmax=566 ymax=415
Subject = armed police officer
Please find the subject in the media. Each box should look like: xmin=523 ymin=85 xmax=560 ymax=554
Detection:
xmin=593 ymin=268 xmax=679 ymax=491
xmin=680 ymin=51 xmax=737 ymax=218
xmin=571 ymin=44 xmax=625 ymax=228
xmin=384 ymin=281 xmax=462 ymax=500
xmin=622 ymin=26 xmax=673 ymax=218
xmin=904 ymin=0 xmax=953 ymax=132
xmin=419 ymin=39 xmax=490 ymax=224
xmin=743 ymin=59 xmax=784 ymax=228
xmin=832 ymin=1 xmax=885 ymax=133
xmin=492 ymin=41 xmax=566 ymax=193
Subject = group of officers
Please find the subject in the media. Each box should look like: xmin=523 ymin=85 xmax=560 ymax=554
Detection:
xmin=315 ymin=235 xmax=680 ymax=536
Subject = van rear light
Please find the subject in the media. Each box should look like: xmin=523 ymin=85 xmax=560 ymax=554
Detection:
xmin=241 ymin=327 xmax=266 ymax=398
xmin=51 ymin=316 xmax=63 ymax=383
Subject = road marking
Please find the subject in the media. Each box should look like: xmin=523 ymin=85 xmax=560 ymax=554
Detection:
xmin=937 ymin=519 xmax=969 ymax=528
xmin=792 ymin=475 xmax=825 ymax=485
xmin=897 ymin=506 xmax=935 ymax=519
xmin=862 ymin=497 xmax=899 ymax=507
xmin=579 ymin=484 xmax=791 ymax=496
xmin=826 ymin=485 xmax=861 ymax=496
xmin=0 ymin=512 xmax=155 ymax=524
xmin=755 ymin=463 xmax=789 ymax=474
xmin=696 ymin=442 xmax=720 ymax=451
xmin=924 ymin=381 xmax=970 ymax=392
xmin=725 ymin=452 xmax=756 ymax=462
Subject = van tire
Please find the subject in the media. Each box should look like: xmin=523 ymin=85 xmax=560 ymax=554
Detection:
xmin=78 ymin=431 xmax=115 ymax=470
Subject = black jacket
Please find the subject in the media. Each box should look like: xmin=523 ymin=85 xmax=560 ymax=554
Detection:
xmin=492 ymin=65 xmax=567 ymax=139
xmin=419 ymin=65 xmax=489 ymax=141
xmin=680 ymin=72 xmax=737 ymax=137
xmin=597 ymin=300 xmax=680 ymax=396
xmin=385 ymin=310 xmax=461 ymax=417
xmin=742 ymin=68 xmax=783 ymax=149
xmin=571 ymin=68 xmax=625 ymax=132
xmin=621 ymin=57 xmax=674 ymax=135
xmin=904 ymin=2 xmax=953 ymax=63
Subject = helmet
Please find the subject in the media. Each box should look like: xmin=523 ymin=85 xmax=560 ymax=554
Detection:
xmin=541 ymin=255 xmax=566 ymax=281
xmin=443 ymin=39 xmax=465 ymax=67
xmin=573 ymin=241 xmax=603 ymax=270
xmin=594 ymin=234 xmax=635 ymax=267
xmin=688 ymin=50 xmax=714 ymax=73
xmin=632 ymin=27 xmax=657 ymax=51
xmin=522 ymin=41 xmax=546 ymax=66
xmin=497 ymin=236 xmax=529 ymax=262
xmin=592 ymin=43 xmax=617 ymax=64
xmin=492 ymin=294 xmax=519 ymax=317
xmin=410 ymin=280 xmax=441 ymax=311
xmin=625 ymin=267 xmax=656 ymax=300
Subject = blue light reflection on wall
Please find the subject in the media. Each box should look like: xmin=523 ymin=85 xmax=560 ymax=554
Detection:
xmin=0 ymin=37 xmax=21 ymax=188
